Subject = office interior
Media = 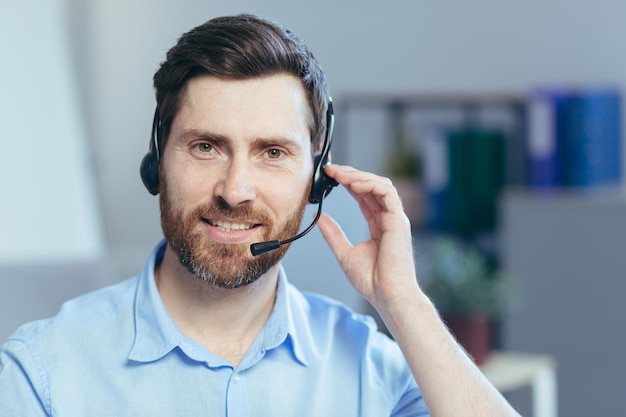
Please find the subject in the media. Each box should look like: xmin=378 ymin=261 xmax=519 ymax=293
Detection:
xmin=2 ymin=1 xmax=625 ymax=415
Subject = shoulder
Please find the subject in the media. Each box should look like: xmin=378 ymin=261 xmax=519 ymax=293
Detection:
xmin=5 ymin=277 xmax=139 ymax=350
xmin=0 ymin=277 xmax=141 ymax=413
xmin=286 ymin=285 xmax=422 ymax=409
xmin=290 ymin=285 xmax=377 ymax=333
xmin=287 ymin=283 xmax=400 ymax=357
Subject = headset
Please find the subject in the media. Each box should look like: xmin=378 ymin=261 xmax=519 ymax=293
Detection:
xmin=140 ymin=98 xmax=338 ymax=256
xmin=139 ymin=108 xmax=163 ymax=196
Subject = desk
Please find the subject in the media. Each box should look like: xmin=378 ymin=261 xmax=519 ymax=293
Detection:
xmin=481 ymin=351 xmax=557 ymax=417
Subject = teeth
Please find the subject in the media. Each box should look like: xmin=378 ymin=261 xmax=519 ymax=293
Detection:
xmin=212 ymin=220 xmax=254 ymax=232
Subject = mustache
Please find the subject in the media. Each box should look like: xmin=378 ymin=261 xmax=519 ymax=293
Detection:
xmin=191 ymin=197 xmax=272 ymax=225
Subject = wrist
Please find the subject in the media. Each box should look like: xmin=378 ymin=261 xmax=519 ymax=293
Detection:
xmin=374 ymin=285 xmax=436 ymax=335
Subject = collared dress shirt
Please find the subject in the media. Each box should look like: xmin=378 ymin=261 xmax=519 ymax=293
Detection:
xmin=0 ymin=240 xmax=429 ymax=416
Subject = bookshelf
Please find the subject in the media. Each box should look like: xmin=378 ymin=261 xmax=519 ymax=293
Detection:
xmin=335 ymin=91 xmax=527 ymax=184
xmin=334 ymin=91 xmax=527 ymax=244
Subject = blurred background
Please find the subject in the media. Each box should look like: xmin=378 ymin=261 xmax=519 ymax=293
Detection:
xmin=2 ymin=0 xmax=626 ymax=415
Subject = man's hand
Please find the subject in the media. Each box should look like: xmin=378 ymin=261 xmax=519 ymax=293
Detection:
xmin=316 ymin=164 xmax=420 ymax=312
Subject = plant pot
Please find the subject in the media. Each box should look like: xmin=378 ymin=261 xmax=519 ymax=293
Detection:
xmin=442 ymin=313 xmax=491 ymax=365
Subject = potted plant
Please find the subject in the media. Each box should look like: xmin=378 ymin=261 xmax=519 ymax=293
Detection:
xmin=424 ymin=237 xmax=515 ymax=364
xmin=386 ymin=103 xmax=424 ymax=229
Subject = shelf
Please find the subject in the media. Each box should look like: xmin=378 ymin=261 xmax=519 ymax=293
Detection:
xmin=337 ymin=91 xmax=526 ymax=110
xmin=481 ymin=351 xmax=558 ymax=417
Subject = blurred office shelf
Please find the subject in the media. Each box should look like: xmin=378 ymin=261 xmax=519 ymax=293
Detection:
xmin=481 ymin=351 xmax=557 ymax=417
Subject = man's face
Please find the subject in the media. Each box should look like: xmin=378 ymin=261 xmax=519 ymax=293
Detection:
xmin=159 ymin=74 xmax=313 ymax=289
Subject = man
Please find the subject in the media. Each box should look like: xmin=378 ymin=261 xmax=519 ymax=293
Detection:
xmin=0 ymin=14 xmax=519 ymax=416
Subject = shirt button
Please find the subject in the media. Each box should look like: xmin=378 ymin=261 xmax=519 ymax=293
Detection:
xmin=232 ymin=373 xmax=240 ymax=384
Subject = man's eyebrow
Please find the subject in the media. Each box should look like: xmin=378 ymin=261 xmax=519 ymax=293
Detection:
xmin=178 ymin=129 xmax=301 ymax=146
xmin=251 ymin=136 xmax=304 ymax=149
xmin=178 ymin=128 xmax=226 ymax=142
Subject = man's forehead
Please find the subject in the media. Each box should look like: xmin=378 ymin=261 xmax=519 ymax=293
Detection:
xmin=173 ymin=74 xmax=313 ymax=140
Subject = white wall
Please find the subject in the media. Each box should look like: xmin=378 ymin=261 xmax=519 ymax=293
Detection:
xmin=0 ymin=0 xmax=111 ymax=341
xmin=0 ymin=0 xmax=104 ymax=264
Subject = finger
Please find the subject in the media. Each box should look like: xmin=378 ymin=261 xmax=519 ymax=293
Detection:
xmin=345 ymin=177 xmax=403 ymax=216
xmin=328 ymin=165 xmax=396 ymax=201
xmin=325 ymin=165 xmax=407 ymax=230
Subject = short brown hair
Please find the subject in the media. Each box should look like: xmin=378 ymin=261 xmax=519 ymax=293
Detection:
xmin=153 ymin=14 xmax=330 ymax=152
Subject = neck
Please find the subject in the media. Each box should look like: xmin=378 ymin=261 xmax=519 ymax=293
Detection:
xmin=155 ymin=244 xmax=280 ymax=366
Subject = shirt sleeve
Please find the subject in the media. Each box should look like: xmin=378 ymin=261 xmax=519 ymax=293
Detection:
xmin=0 ymin=339 xmax=50 ymax=417
xmin=391 ymin=385 xmax=430 ymax=417
xmin=362 ymin=329 xmax=430 ymax=417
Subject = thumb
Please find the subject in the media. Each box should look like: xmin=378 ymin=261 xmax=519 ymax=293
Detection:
xmin=317 ymin=212 xmax=353 ymax=262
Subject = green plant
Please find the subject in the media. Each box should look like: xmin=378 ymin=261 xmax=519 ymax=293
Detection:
xmin=387 ymin=140 xmax=422 ymax=179
xmin=386 ymin=103 xmax=422 ymax=179
xmin=424 ymin=237 xmax=515 ymax=318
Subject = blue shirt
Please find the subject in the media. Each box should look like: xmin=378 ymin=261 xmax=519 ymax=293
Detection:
xmin=0 ymin=241 xmax=428 ymax=416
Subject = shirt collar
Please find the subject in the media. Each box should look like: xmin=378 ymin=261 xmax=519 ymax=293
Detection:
xmin=257 ymin=265 xmax=308 ymax=367
xmin=128 ymin=239 xmax=182 ymax=363
xmin=128 ymin=240 xmax=309 ymax=367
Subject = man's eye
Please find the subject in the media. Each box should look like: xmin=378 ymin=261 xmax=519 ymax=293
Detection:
xmin=266 ymin=148 xmax=284 ymax=159
xmin=196 ymin=143 xmax=214 ymax=153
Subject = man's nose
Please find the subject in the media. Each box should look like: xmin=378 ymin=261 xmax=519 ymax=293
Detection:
xmin=214 ymin=157 xmax=256 ymax=207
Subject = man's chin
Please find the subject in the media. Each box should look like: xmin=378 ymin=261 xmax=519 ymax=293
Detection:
xmin=178 ymin=240 xmax=285 ymax=289
xmin=206 ymin=274 xmax=261 ymax=290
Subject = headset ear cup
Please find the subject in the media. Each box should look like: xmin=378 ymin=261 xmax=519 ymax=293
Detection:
xmin=308 ymin=153 xmax=337 ymax=204
xmin=309 ymin=155 xmax=324 ymax=204
xmin=140 ymin=149 xmax=160 ymax=195
xmin=309 ymin=100 xmax=337 ymax=204
xmin=141 ymin=107 xmax=162 ymax=196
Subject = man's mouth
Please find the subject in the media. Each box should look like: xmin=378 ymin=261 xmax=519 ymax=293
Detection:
xmin=206 ymin=219 xmax=257 ymax=232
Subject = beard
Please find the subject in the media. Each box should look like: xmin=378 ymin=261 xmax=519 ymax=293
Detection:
xmin=159 ymin=175 xmax=309 ymax=289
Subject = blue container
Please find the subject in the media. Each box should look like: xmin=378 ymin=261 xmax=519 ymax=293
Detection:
xmin=526 ymin=88 xmax=621 ymax=189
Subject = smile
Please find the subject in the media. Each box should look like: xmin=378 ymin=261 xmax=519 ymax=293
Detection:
xmin=207 ymin=219 xmax=257 ymax=232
